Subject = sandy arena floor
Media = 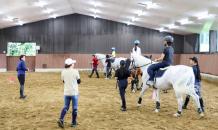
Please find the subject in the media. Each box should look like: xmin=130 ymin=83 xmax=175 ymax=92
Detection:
xmin=0 ymin=71 xmax=218 ymax=130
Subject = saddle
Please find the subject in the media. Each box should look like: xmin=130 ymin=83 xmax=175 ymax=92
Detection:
xmin=110 ymin=57 xmax=115 ymax=63
xmin=147 ymin=64 xmax=172 ymax=84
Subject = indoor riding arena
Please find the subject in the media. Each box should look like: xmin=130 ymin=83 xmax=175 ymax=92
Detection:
xmin=0 ymin=0 xmax=218 ymax=130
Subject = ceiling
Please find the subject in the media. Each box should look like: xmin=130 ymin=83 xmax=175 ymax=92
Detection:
xmin=0 ymin=0 xmax=218 ymax=35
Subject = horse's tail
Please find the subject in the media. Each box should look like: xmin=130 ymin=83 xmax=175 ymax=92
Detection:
xmin=173 ymin=67 xmax=194 ymax=94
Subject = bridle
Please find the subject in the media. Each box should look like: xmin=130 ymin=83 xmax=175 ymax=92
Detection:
xmin=130 ymin=57 xmax=153 ymax=69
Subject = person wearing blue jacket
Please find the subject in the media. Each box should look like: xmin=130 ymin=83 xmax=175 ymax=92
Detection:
xmin=16 ymin=55 xmax=29 ymax=99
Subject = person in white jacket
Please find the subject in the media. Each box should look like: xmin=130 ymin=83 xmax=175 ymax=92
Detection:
xmin=132 ymin=40 xmax=141 ymax=55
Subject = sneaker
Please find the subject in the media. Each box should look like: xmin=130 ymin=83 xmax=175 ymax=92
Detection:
xmin=111 ymin=75 xmax=113 ymax=78
xmin=147 ymin=81 xmax=154 ymax=86
xmin=120 ymin=108 xmax=126 ymax=111
xmin=20 ymin=95 xmax=27 ymax=99
xmin=57 ymin=119 xmax=64 ymax=128
xmin=163 ymin=90 xmax=168 ymax=93
xmin=182 ymin=105 xmax=187 ymax=109
xmin=71 ymin=122 xmax=78 ymax=127
xmin=105 ymin=77 xmax=109 ymax=79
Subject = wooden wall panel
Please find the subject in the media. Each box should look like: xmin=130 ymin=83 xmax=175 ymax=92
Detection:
xmin=7 ymin=56 xmax=35 ymax=71
xmin=180 ymin=54 xmax=218 ymax=76
xmin=0 ymin=14 xmax=184 ymax=54
xmin=35 ymin=54 xmax=181 ymax=69
xmin=0 ymin=54 xmax=6 ymax=68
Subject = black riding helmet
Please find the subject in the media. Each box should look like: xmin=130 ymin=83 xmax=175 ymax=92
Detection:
xmin=164 ymin=35 xmax=174 ymax=43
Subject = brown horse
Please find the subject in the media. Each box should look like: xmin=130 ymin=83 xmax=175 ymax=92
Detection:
xmin=129 ymin=68 xmax=143 ymax=92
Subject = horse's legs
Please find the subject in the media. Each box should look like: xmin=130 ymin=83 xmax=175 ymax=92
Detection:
xmin=154 ymin=89 xmax=160 ymax=113
xmin=189 ymin=88 xmax=204 ymax=118
xmin=173 ymin=92 xmax=183 ymax=117
xmin=137 ymin=84 xmax=149 ymax=107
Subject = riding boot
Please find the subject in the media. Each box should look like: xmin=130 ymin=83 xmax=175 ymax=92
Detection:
xmin=199 ymin=98 xmax=204 ymax=112
xmin=182 ymin=96 xmax=190 ymax=109
xmin=88 ymin=69 xmax=94 ymax=78
xmin=96 ymin=72 xmax=99 ymax=78
xmin=120 ymin=99 xmax=126 ymax=111
xmin=20 ymin=85 xmax=27 ymax=98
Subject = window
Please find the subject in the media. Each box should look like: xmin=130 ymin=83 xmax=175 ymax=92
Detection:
xmin=199 ymin=32 xmax=209 ymax=52
xmin=7 ymin=42 xmax=36 ymax=56
xmin=217 ymin=31 xmax=218 ymax=51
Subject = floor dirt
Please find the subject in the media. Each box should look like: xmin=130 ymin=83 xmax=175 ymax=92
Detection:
xmin=0 ymin=71 xmax=218 ymax=130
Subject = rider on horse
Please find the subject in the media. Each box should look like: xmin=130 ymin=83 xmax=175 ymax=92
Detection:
xmin=132 ymin=40 xmax=141 ymax=55
xmin=147 ymin=35 xmax=174 ymax=86
xmin=110 ymin=47 xmax=116 ymax=62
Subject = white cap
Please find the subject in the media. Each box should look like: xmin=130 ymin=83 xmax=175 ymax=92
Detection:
xmin=65 ymin=58 xmax=76 ymax=65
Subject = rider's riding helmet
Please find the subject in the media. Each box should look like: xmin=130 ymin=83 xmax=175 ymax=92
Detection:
xmin=164 ymin=35 xmax=174 ymax=43
xmin=134 ymin=40 xmax=140 ymax=44
xmin=111 ymin=47 xmax=115 ymax=51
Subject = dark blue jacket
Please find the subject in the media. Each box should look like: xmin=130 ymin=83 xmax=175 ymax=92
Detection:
xmin=16 ymin=60 xmax=28 ymax=75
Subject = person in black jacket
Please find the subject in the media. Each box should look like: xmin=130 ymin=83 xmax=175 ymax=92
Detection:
xmin=115 ymin=60 xmax=134 ymax=111
xmin=182 ymin=57 xmax=204 ymax=112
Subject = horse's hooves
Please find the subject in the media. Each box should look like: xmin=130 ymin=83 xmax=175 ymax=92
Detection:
xmin=173 ymin=113 xmax=182 ymax=117
xmin=154 ymin=109 xmax=159 ymax=113
xmin=200 ymin=113 xmax=205 ymax=119
xmin=137 ymin=104 xmax=141 ymax=107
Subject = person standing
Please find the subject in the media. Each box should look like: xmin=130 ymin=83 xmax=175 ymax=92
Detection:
xmin=105 ymin=55 xmax=112 ymax=79
xmin=57 ymin=58 xmax=81 ymax=128
xmin=88 ymin=54 xmax=99 ymax=78
xmin=115 ymin=60 xmax=134 ymax=111
xmin=147 ymin=35 xmax=174 ymax=86
xmin=16 ymin=55 xmax=29 ymax=99
xmin=182 ymin=57 xmax=204 ymax=112
xmin=132 ymin=40 xmax=141 ymax=55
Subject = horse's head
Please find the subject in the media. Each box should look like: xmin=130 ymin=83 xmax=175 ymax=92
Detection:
xmin=130 ymin=53 xmax=153 ymax=69
xmin=94 ymin=53 xmax=105 ymax=60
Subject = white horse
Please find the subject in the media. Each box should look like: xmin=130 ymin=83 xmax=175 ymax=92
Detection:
xmin=95 ymin=53 xmax=127 ymax=76
xmin=130 ymin=53 xmax=204 ymax=118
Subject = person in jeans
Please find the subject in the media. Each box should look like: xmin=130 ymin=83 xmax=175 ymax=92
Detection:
xmin=16 ymin=55 xmax=29 ymax=99
xmin=115 ymin=60 xmax=134 ymax=111
xmin=147 ymin=35 xmax=174 ymax=86
xmin=88 ymin=54 xmax=99 ymax=78
xmin=57 ymin=58 xmax=81 ymax=128
xmin=105 ymin=55 xmax=112 ymax=79
xmin=182 ymin=57 xmax=204 ymax=112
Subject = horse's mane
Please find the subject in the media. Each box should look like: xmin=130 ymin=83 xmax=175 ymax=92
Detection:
xmin=133 ymin=54 xmax=151 ymax=65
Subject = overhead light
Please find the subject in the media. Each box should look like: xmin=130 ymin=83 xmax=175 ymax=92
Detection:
xmin=132 ymin=17 xmax=136 ymax=22
xmin=169 ymin=25 xmax=175 ymax=29
xmin=138 ymin=11 xmax=145 ymax=16
xmin=5 ymin=17 xmax=13 ymax=21
xmin=198 ymin=14 xmax=209 ymax=19
xmin=18 ymin=22 xmax=23 ymax=26
xmin=47 ymin=9 xmax=51 ymax=14
xmin=94 ymin=1 xmax=97 ymax=7
xmin=127 ymin=22 xmax=130 ymax=25
xmin=180 ymin=20 xmax=190 ymax=25
xmin=94 ymin=9 xmax=97 ymax=14
xmin=52 ymin=15 xmax=56 ymax=18
xmin=38 ymin=1 xmax=44 ymax=7
xmin=94 ymin=15 xmax=96 ymax=18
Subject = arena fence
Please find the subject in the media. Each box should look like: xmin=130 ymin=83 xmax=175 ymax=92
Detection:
xmin=1 ymin=54 xmax=218 ymax=77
